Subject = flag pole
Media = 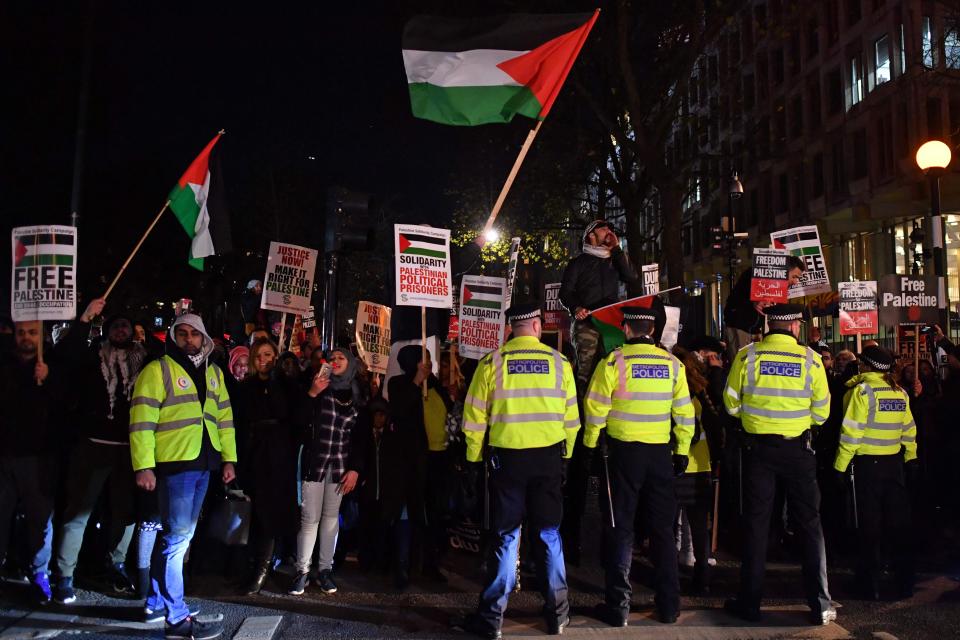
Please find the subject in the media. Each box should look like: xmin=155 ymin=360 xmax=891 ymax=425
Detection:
xmin=421 ymin=306 xmax=428 ymax=399
xmin=104 ymin=201 xmax=170 ymax=300
xmin=481 ymin=120 xmax=544 ymax=236
xmin=278 ymin=313 xmax=288 ymax=352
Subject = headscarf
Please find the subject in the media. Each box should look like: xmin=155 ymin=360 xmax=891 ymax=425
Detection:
xmin=326 ymin=346 xmax=358 ymax=390
xmin=229 ymin=346 xmax=249 ymax=374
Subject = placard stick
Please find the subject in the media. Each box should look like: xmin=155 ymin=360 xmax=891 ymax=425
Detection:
xmin=914 ymin=324 xmax=920 ymax=372
xmin=36 ymin=322 xmax=44 ymax=387
xmin=278 ymin=313 xmax=288 ymax=352
xmin=421 ymin=307 xmax=428 ymax=399
xmin=557 ymin=330 xmax=562 ymax=352
xmin=856 ymin=333 xmax=862 ymax=353
xmin=104 ymin=201 xmax=170 ymax=300
xmin=449 ymin=344 xmax=457 ymax=387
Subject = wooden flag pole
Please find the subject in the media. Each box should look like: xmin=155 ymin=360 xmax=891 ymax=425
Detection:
xmin=104 ymin=201 xmax=170 ymax=300
xmin=421 ymin=306 xmax=428 ymax=399
xmin=481 ymin=120 xmax=544 ymax=236
xmin=856 ymin=333 xmax=862 ymax=353
xmin=278 ymin=313 xmax=288 ymax=352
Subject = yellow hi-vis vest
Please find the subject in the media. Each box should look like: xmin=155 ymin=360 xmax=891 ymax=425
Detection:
xmin=129 ymin=355 xmax=237 ymax=472
xmin=723 ymin=333 xmax=830 ymax=437
xmin=463 ymin=335 xmax=579 ymax=463
xmin=583 ymin=342 xmax=695 ymax=455
xmin=833 ymin=371 xmax=917 ymax=472
xmin=687 ymin=396 xmax=712 ymax=473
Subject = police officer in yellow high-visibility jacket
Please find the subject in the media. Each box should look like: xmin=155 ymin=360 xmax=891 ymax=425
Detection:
xmin=461 ymin=302 xmax=579 ymax=640
xmin=723 ymin=304 xmax=836 ymax=627
xmin=834 ymin=346 xmax=917 ymax=599
xmin=129 ymin=314 xmax=236 ymax=637
xmin=583 ymin=304 xmax=695 ymax=626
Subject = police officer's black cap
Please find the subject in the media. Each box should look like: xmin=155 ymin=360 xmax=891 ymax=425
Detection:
xmin=858 ymin=345 xmax=893 ymax=372
xmin=765 ymin=303 xmax=806 ymax=322
xmin=506 ymin=301 xmax=542 ymax=322
xmin=688 ymin=335 xmax=723 ymax=354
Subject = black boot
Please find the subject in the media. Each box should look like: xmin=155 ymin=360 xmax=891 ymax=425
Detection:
xmin=245 ymin=561 xmax=271 ymax=595
xmin=136 ymin=567 xmax=151 ymax=600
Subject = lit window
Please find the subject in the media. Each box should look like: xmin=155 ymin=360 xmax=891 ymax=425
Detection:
xmin=922 ymin=17 xmax=935 ymax=68
xmin=947 ymin=20 xmax=960 ymax=69
xmin=850 ymin=55 xmax=863 ymax=106
xmin=875 ymin=35 xmax=891 ymax=84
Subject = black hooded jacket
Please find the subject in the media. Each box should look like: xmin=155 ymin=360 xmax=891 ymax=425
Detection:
xmin=559 ymin=246 xmax=640 ymax=313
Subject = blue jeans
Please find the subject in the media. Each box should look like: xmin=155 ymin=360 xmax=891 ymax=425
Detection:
xmin=146 ymin=471 xmax=209 ymax=624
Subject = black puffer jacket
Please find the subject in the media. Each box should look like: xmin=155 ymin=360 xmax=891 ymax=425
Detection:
xmin=558 ymin=247 xmax=640 ymax=312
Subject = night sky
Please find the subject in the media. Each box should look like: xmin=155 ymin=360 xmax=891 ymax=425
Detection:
xmin=3 ymin=1 xmax=587 ymax=312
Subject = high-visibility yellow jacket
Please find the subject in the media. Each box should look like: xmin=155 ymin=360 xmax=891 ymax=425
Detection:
xmin=129 ymin=355 xmax=237 ymax=472
xmin=463 ymin=335 xmax=579 ymax=463
xmin=723 ymin=332 xmax=830 ymax=436
xmin=833 ymin=371 xmax=917 ymax=472
xmin=687 ymin=396 xmax=712 ymax=473
xmin=583 ymin=342 xmax=695 ymax=455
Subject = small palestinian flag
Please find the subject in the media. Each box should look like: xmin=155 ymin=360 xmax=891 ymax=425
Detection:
xmin=402 ymin=10 xmax=599 ymax=126
xmin=397 ymin=232 xmax=447 ymax=259
xmin=14 ymin=232 xmax=75 ymax=267
xmin=463 ymin=282 xmax=503 ymax=310
xmin=590 ymin=295 xmax=654 ymax=352
xmin=168 ymin=132 xmax=232 ymax=270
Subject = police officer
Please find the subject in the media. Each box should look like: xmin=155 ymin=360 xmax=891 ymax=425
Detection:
xmin=834 ymin=346 xmax=917 ymax=600
xmin=460 ymin=302 xmax=580 ymax=639
xmin=583 ymin=303 xmax=695 ymax=626
xmin=723 ymin=304 xmax=836 ymax=625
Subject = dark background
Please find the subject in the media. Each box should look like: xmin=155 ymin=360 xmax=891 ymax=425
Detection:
xmin=1 ymin=0 xmax=589 ymax=321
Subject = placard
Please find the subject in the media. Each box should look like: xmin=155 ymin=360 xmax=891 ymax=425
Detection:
xmin=394 ymin=224 xmax=452 ymax=308
xmin=260 ymin=241 xmax=318 ymax=315
xmin=355 ymin=301 xmax=391 ymax=374
xmin=749 ymin=248 xmax=789 ymax=303
xmin=642 ymin=263 xmax=660 ymax=296
xmin=543 ymin=283 xmax=569 ymax=335
xmin=458 ymin=275 xmax=506 ymax=359
xmin=504 ymin=237 xmax=522 ymax=310
xmin=448 ymin=286 xmax=460 ymax=340
xmin=302 ymin=305 xmax=317 ymax=329
xmin=878 ymin=274 xmax=942 ymax=326
xmin=661 ymin=305 xmax=681 ymax=349
xmin=770 ymin=225 xmax=831 ymax=297
xmin=838 ymin=281 xmax=877 ymax=335
xmin=11 ymin=225 xmax=78 ymax=321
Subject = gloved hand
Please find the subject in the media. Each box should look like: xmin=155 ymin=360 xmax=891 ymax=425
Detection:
xmin=905 ymin=459 xmax=920 ymax=488
xmin=672 ymin=455 xmax=689 ymax=477
xmin=834 ymin=470 xmax=848 ymax=490
xmin=465 ymin=460 xmax=482 ymax=488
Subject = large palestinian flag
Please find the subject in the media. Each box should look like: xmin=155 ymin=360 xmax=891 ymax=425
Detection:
xmin=401 ymin=11 xmax=599 ymax=126
xmin=168 ymin=132 xmax=232 ymax=270
xmin=590 ymin=295 xmax=654 ymax=352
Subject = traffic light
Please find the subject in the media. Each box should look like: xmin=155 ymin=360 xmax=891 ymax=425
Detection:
xmin=324 ymin=188 xmax=376 ymax=253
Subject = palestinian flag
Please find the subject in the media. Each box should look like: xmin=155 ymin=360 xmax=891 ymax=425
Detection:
xmin=402 ymin=10 xmax=599 ymax=126
xmin=14 ymin=232 xmax=75 ymax=267
xmin=590 ymin=295 xmax=654 ymax=352
xmin=168 ymin=132 xmax=232 ymax=270
xmin=397 ymin=232 xmax=447 ymax=259
xmin=463 ymin=282 xmax=503 ymax=310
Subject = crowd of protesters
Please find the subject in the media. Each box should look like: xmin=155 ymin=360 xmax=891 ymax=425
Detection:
xmin=2 ymin=232 xmax=960 ymax=639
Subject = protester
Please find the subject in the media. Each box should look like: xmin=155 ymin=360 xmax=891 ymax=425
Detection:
xmin=723 ymin=304 xmax=835 ymax=626
xmin=130 ymin=313 xmax=237 ymax=640
xmin=228 ymin=346 xmax=249 ymax=382
xmin=277 ymin=351 xmax=302 ymax=382
xmin=722 ymin=256 xmax=806 ymax=361
xmin=233 ymin=339 xmax=299 ymax=595
xmin=834 ymin=346 xmax=917 ymax=599
xmin=583 ymin=303 xmax=695 ymax=626
xmin=289 ymin=347 xmax=366 ymax=597
xmin=53 ymin=299 xmax=145 ymax=604
xmin=0 ymin=320 xmax=68 ymax=603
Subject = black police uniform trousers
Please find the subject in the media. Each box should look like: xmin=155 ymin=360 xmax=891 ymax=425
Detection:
xmin=478 ymin=443 xmax=569 ymax=631
xmin=603 ymin=439 xmax=679 ymax=617
xmin=740 ymin=433 xmax=831 ymax=615
xmin=852 ymin=454 xmax=914 ymax=589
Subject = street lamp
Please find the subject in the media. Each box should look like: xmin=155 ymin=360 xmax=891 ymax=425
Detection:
xmin=711 ymin=171 xmax=749 ymax=336
xmin=916 ymin=140 xmax=952 ymax=329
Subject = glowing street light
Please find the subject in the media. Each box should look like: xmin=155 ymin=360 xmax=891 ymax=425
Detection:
xmin=915 ymin=139 xmax=952 ymax=329
xmin=484 ymin=228 xmax=501 ymax=243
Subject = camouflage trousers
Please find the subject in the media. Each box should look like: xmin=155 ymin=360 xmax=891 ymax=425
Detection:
xmin=572 ymin=320 xmax=602 ymax=398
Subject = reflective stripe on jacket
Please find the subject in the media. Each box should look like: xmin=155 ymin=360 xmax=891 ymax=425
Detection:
xmin=833 ymin=371 xmax=917 ymax=472
xmin=723 ymin=333 xmax=830 ymax=437
xmin=583 ymin=342 xmax=695 ymax=455
xmin=129 ymin=355 xmax=237 ymax=471
xmin=462 ymin=335 xmax=579 ymax=462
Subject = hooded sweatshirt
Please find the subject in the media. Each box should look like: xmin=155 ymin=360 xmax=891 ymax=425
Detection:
xmin=157 ymin=314 xmax=222 ymax=474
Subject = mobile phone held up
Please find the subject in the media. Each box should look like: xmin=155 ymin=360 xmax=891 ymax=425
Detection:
xmin=318 ymin=362 xmax=333 ymax=380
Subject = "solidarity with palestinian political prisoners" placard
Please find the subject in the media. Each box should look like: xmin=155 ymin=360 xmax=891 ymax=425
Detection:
xmin=395 ymin=224 xmax=452 ymax=309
